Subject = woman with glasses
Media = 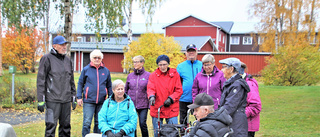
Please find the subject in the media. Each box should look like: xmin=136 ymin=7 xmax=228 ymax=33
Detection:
xmin=147 ymin=54 xmax=183 ymax=137
xmin=218 ymin=57 xmax=250 ymax=137
xmin=125 ymin=55 xmax=150 ymax=137
xmin=191 ymin=54 xmax=226 ymax=110
xmin=76 ymin=49 xmax=113 ymax=137
xmin=99 ymin=79 xmax=137 ymax=137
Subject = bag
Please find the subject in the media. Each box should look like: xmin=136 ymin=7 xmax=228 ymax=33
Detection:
xmin=159 ymin=124 xmax=179 ymax=137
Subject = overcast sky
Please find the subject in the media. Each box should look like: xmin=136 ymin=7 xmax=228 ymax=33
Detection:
xmin=130 ymin=0 xmax=258 ymax=24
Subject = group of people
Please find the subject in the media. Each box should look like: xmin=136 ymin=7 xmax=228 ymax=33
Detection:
xmin=37 ymin=36 xmax=262 ymax=137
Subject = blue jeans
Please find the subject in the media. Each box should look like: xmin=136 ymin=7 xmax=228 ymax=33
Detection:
xmin=136 ymin=108 xmax=149 ymax=137
xmin=151 ymin=116 xmax=178 ymax=137
xmin=82 ymin=103 xmax=103 ymax=137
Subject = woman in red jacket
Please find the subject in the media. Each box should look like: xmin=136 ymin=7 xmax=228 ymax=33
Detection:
xmin=147 ymin=54 xmax=183 ymax=137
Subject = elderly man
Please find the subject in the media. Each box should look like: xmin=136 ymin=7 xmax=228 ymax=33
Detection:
xmin=37 ymin=35 xmax=76 ymax=137
xmin=186 ymin=93 xmax=232 ymax=137
xmin=177 ymin=44 xmax=202 ymax=127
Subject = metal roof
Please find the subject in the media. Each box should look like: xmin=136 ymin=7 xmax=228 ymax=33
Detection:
xmin=230 ymin=22 xmax=258 ymax=34
xmin=53 ymin=23 xmax=166 ymax=34
xmin=211 ymin=22 xmax=234 ymax=33
xmin=162 ymin=15 xmax=229 ymax=33
xmin=173 ymin=36 xmax=218 ymax=51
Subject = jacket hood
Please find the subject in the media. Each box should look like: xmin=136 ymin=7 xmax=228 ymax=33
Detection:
xmin=201 ymin=107 xmax=232 ymax=126
xmin=155 ymin=67 xmax=177 ymax=78
xmin=134 ymin=67 xmax=145 ymax=75
xmin=110 ymin=93 xmax=131 ymax=101
xmin=50 ymin=48 xmax=65 ymax=60
xmin=224 ymin=74 xmax=250 ymax=93
xmin=238 ymin=77 xmax=250 ymax=93
xmin=201 ymin=65 xmax=219 ymax=76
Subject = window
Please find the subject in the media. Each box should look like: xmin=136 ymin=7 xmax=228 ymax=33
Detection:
xmin=219 ymin=34 xmax=222 ymax=42
xmin=101 ymin=37 xmax=108 ymax=42
xmin=230 ymin=36 xmax=240 ymax=45
xmin=90 ymin=36 xmax=97 ymax=42
xmin=243 ymin=36 xmax=252 ymax=45
xmin=258 ymin=36 xmax=264 ymax=45
xmin=76 ymin=36 xmax=86 ymax=42
xmin=223 ymin=36 xmax=225 ymax=44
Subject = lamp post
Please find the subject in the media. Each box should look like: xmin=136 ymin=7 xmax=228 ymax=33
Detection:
xmin=39 ymin=26 xmax=47 ymax=54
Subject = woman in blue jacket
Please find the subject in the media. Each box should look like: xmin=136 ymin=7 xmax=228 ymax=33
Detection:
xmin=99 ymin=79 xmax=138 ymax=137
xmin=77 ymin=49 xmax=113 ymax=137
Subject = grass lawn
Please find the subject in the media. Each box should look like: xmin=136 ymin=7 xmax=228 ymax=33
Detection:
xmin=1 ymin=71 xmax=319 ymax=136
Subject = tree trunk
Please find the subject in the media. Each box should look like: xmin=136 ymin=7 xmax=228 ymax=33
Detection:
xmin=127 ymin=0 xmax=133 ymax=44
xmin=45 ymin=0 xmax=50 ymax=53
xmin=64 ymin=0 xmax=72 ymax=57
xmin=0 ymin=0 xmax=3 ymax=76
xmin=308 ymin=0 xmax=316 ymax=42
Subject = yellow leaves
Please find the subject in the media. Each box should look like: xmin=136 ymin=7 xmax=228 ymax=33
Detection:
xmin=122 ymin=33 xmax=184 ymax=73
xmin=2 ymin=26 xmax=43 ymax=74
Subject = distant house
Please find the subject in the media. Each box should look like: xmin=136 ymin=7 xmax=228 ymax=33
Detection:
xmin=50 ymin=15 xmax=268 ymax=73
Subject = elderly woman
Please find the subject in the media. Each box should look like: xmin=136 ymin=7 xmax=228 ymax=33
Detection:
xmin=125 ymin=55 xmax=150 ymax=137
xmin=192 ymin=54 xmax=226 ymax=110
xmin=239 ymin=62 xmax=262 ymax=137
xmin=76 ymin=49 xmax=113 ymax=137
xmin=218 ymin=57 xmax=250 ymax=137
xmin=147 ymin=54 xmax=183 ymax=137
xmin=98 ymin=79 xmax=138 ymax=137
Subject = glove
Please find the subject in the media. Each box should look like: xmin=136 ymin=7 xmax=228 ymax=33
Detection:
xmin=105 ymin=130 xmax=115 ymax=137
xmin=115 ymin=129 xmax=126 ymax=137
xmin=72 ymin=96 xmax=77 ymax=110
xmin=37 ymin=102 xmax=45 ymax=112
xmin=149 ymin=96 xmax=155 ymax=106
xmin=164 ymin=97 xmax=173 ymax=107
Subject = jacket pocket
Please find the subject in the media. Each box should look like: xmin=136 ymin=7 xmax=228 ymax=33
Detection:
xmin=85 ymin=87 xmax=89 ymax=99
xmin=105 ymin=88 xmax=108 ymax=99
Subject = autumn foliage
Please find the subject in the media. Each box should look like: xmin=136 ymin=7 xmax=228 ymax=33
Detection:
xmin=122 ymin=33 xmax=185 ymax=73
xmin=2 ymin=27 xmax=44 ymax=74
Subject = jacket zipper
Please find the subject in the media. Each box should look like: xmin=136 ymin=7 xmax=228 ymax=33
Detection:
xmin=113 ymin=102 xmax=120 ymax=129
xmin=86 ymin=87 xmax=89 ymax=99
xmin=136 ymin=75 xmax=139 ymax=106
xmin=191 ymin=62 xmax=194 ymax=79
xmin=207 ymin=75 xmax=210 ymax=94
xmin=96 ymin=67 xmax=100 ymax=104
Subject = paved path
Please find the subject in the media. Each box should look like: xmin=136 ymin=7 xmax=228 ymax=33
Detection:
xmin=0 ymin=109 xmax=45 ymax=125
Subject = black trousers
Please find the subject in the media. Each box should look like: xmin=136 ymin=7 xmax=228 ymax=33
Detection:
xmin=179 ymin=101 xmax=192 ymax=125
xmin=248 ymin=132 xmax=255 ymax=137
xmin=45 ymin=102 xmax=71 ymax=137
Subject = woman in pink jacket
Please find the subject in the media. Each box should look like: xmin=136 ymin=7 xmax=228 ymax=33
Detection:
xmin=239 ymin=62 xmax=262 ymax=137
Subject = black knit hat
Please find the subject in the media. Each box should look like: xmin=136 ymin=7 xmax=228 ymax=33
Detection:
xmin=187 ymin=93 xmax=214 ymax=109
xmin=156 ymin=54 xmax=170 ymax=65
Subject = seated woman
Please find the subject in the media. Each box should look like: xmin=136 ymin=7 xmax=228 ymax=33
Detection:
xmin=98 ymin=79 xmax=138 ymax=137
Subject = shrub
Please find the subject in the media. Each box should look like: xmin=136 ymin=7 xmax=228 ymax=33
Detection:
xmin=262 ymin=44 xmax=320 ymax=86
xmin=0 ymin=75 xmax=37 ymax=104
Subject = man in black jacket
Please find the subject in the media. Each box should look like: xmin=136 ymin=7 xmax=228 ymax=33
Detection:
xmin=37 ymin=36 xmax=76 ymax=137
xmin=186 ymin=93 xmax=233 ymax=137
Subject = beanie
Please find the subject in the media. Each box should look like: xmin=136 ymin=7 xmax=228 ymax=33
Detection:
xmin=156 ymin=55 xmax=170 ymax=65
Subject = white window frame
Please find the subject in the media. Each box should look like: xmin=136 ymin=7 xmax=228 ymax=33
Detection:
xmin=258 ymin=36 xmax=263 ymax=45
xmin=90 ymin=36 xmax=97 ymax=42
xmin=219 ymin=34 xmax=222 ymax=42
xmin=101 ymin=37 xmax=108 ymax=42
xmin=243 ymin=36 xmax=252 ymax=45
xmin=222 ymin=36 xmax=225 ymax=44
xmin=77 ymin=36 xmax=86 ymax=42
xmin=230 ymin=36 xmax=240 ymax=45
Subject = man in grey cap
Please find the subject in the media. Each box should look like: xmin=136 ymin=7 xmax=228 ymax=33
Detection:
xmin=185 ymin=93 xmax=232 ymax=137
xmin=37 ymin=35 xmax=77 ymax=137
xmin=218 ymin=57 xmax=250 ymax=137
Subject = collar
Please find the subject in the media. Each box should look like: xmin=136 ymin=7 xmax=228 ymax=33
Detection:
xmin=134 ymin=67 xmax=145 ymax=75
xmin=90 ymin=62 xmax=103 ymax=69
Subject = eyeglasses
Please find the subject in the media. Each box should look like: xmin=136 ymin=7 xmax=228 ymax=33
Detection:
xmin=133 ymin=61 xmax=142 ymax=64
xmin=158 ymin=63 xmax=168 ymax=67
xmin=221 ymin=65 xmax=230 ymax=69
xmin=93 ymin=57 xmax=101 ymax=60
xmin=203 ymin=63 xmax=213 ymax=67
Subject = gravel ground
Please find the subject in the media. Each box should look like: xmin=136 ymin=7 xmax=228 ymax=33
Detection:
xmin=0 ymin=109 xmax=45 ymax=125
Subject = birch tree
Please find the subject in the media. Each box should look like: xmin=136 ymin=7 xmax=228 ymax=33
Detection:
xmin=83 ymin=0 xmax=163 ymax=44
